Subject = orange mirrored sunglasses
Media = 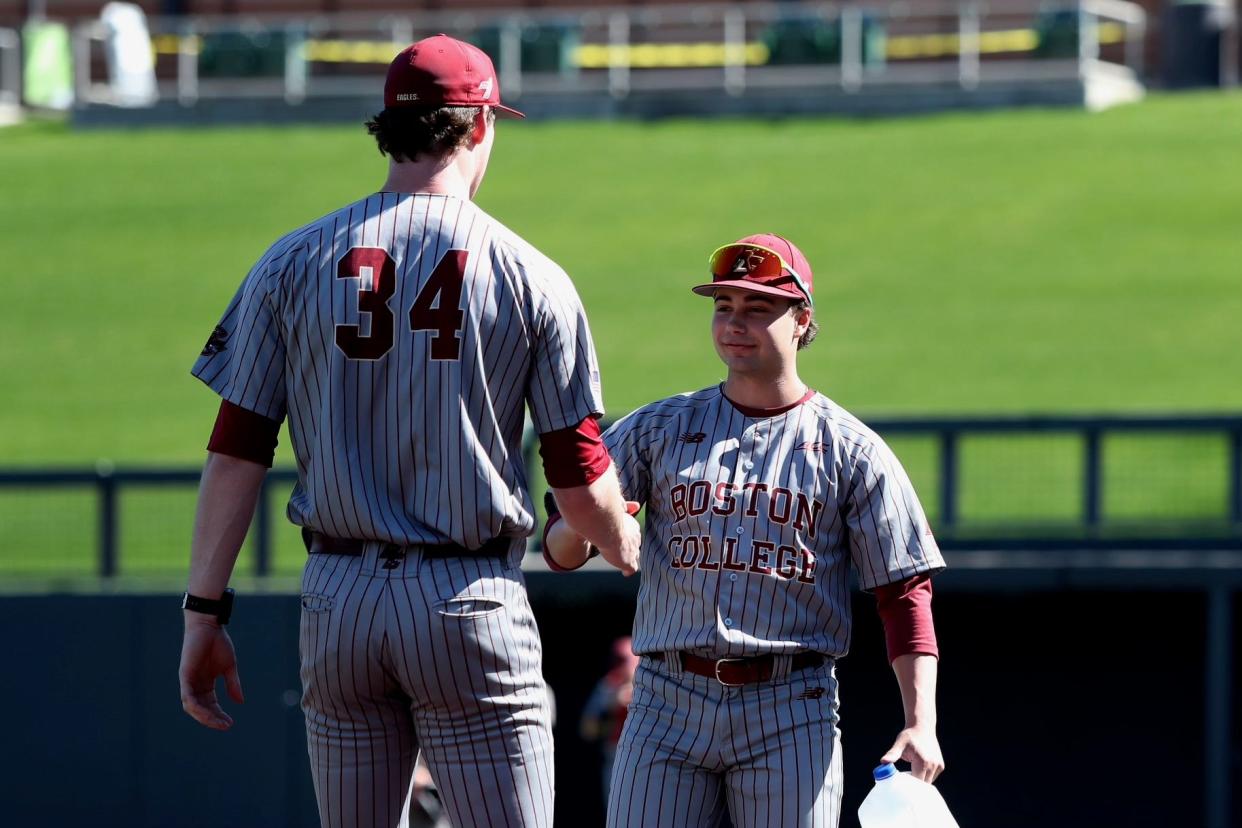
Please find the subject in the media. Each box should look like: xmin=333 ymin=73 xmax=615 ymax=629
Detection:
xmin=707 ymin=243 xmax=813 ymax=307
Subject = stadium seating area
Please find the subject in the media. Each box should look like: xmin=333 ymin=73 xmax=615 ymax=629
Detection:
xmin=17 ymin=0 xmax=749 ymax=27
xmin=0 ymin=0 xmax=1185 ymax=85
xmin=0 ymin=0 xmax=1174 ymax=24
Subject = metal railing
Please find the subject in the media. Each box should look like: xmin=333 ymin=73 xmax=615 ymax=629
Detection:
xmin=2 ymin=413 xmax=1240 ymax=578
xmin=878 ymin=413 xmax=1242 ymax=537
xmin=69 ymin=0 xmax=1147 ymax=107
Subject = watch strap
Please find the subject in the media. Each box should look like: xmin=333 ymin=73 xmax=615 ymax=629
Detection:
xmin=182 ymin=588 xmax=234 ymax=625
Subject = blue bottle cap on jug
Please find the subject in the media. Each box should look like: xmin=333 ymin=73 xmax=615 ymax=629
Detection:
xmin=873 ymin=763 xmax=897 ymax=781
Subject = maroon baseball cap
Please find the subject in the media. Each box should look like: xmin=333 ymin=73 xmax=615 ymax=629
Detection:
xmin=384 ymin=34 xmax=524 ymax=118
xmin=693 ymin=233 xmax=814 ymax=306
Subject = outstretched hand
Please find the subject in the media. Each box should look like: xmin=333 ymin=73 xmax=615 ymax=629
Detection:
xmin=596 ymin=501 xmax=642 ymax=576
xmin=881 ymin=725 xmax=944 ymax=783
xmin=179 ymin=617 xmax=245 ymax=730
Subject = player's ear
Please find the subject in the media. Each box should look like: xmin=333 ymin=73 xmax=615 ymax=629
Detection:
xmin=792 ymin=302 xmax=812 ymax=336
xmin=470 ymin=107 xmax=491 ymax=146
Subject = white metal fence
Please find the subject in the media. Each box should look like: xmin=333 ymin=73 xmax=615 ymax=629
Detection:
xmin=63 ymin=0 xmax=1147 ymax=107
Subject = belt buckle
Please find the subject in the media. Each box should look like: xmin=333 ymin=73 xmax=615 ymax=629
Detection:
xmin=713 ymin=657 xmax=748 ymax=687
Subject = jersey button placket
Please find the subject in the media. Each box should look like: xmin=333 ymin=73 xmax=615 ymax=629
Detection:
xmin=720 ymin=425 xmax=756 ymax=635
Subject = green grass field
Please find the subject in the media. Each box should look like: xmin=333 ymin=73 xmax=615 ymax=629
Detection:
xmin=2 ymin=93 xmax=1240 ymax=576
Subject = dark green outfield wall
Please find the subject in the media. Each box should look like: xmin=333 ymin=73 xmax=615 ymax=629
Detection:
xmin=2 ymin=571 xmax=1237 ymax=827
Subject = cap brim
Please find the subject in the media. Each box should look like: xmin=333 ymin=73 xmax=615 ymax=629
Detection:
xmin=494 ymin=103 xmax=525 ymax=119
xmin=691 ymin=280 xmax=803 ymax=300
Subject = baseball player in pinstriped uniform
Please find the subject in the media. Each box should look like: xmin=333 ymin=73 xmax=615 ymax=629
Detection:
xmin=545 ymin=234 xmax=947 ymax=827
xmin=178 ymin=35 xmax=641 ymax=828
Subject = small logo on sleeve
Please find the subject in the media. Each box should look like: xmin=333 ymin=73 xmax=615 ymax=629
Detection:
xmin=796 ymin=687 xmax=826 ymax=700
xmin=678 ymin=432 xmax=707 ymax=444
xmin=201 ymin=325 xmax=230 ymax=356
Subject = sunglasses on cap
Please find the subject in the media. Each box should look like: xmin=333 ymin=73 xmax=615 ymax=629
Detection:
xmin=706 ymin=243 xmax=814 ymax=307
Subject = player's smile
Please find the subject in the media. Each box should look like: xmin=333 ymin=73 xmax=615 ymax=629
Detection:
xmin=711 ymin=286 xmax=801 ymax=376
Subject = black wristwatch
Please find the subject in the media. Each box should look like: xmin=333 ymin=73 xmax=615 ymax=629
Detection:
xmin=182 ymin=588 xmax=235 ymax=625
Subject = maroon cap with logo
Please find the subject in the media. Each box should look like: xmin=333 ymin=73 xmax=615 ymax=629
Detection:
xmin=693 ymin=233 xmax=814 ymax=305
xmin=384 ymin=34 xmax=524 ymax=118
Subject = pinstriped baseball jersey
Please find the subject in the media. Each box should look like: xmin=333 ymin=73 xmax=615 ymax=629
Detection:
xmin=603 ymin=385 xmax=945 ymax=658
xmin=192 ymin=191 xmax=603 ymax=551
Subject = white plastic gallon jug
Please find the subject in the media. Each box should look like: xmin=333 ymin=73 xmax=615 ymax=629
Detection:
xmin=857 ymin=763 xmax=959 ymax=828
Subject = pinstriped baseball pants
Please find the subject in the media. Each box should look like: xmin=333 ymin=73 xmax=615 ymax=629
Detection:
xmin=299 ymin=545 xmax=554 ymax=828
xmin=607 ymin=654 xmax=843 ymax=828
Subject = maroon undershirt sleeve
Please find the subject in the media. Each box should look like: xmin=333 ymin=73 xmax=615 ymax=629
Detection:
xmin=538 ymin=414 xmax=612 ymax=488
xmin=206 ymin=399 xmax=281 ymax=468
xmin=538 ymin=416 xmax=611 ymax=573
xmin=874 ymin=573 xmax=939 ymax=663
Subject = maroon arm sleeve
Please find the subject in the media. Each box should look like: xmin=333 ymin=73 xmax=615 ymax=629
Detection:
xmin=874 ymin=573 xmax=939 ymax=663
xmin=538 ymin=415 xmax=612 ymax=488
xmin=206 ymin=399 xmax=281 ymax=468
xmin=540 ymin=512 xmax=597 ymax=572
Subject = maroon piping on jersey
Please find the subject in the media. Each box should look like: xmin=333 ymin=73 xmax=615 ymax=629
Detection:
xmin=720 ymin=386 xmax=816 ymax=418
xmin=207 ymin=399 xmax=281 ymax=467
xmin=874 ymin=573 xmax=938 ymax=662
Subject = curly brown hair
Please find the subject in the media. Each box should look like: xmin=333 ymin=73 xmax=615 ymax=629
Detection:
xmin=794 ymin=300 xmax=818 ymax=350
xmin=364 ymin=106 xmax=492 ymax=162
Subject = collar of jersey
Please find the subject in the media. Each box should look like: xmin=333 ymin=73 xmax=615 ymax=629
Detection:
xmin=720 ymin=385 xmax=816 ymax=419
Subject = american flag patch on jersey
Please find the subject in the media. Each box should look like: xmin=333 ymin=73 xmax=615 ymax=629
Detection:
xmin=200 ymin=325 xmax=230 ymax=356
xmin=678 ymin=432 xmax=707 ymax=444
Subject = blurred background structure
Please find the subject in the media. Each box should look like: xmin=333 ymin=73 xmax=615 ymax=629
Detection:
xmin=0 ymin=0 xmax=1238 ymax=125
xmin=1 ymin=1 xmax=1240 ymax=827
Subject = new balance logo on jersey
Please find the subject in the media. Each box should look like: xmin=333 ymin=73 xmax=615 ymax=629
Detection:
xmin=797 ymin=687 xmax=826 ymax=700
xmin=678 ymin=432 xmax=707 ymax=444
xmin=201 ymin=325 xmax=230 ymax=356
xmin=795 ymin=441 xmax=829 ymax=453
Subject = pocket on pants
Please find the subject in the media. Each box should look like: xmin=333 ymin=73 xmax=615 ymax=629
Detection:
xmin=435 ymin=595 xmax=507 ymax=619
xmin=300 ymin=593 xmax=334 ymax=613
xmin=429 ymin=555 xmax=517 ymax=607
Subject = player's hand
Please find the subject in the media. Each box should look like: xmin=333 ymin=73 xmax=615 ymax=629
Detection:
xmin=179 ymin=615 xmax=245 ymax=731
xmin=597 ymin=501 xmax=641 ymax=576
xmin=881 ymin=725 xmax=944 ymax=783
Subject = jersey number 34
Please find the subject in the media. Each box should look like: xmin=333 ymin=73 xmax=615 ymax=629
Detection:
xmin=334 ymin=246 xmax=467 ymax=362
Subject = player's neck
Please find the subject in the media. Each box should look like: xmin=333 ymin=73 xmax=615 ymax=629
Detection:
xmin=722 ymin=371 xmax=807 ymax=411
xmin=380 ymin=156 xmax=474 ymax=199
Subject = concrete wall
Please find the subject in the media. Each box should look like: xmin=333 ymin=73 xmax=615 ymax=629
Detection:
xmin=2 ymin=573 xmax=1236 ymax=827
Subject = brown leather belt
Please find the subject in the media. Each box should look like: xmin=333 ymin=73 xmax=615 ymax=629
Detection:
xmin=652 ymin=651 xmax=825 ymax=687
xmin=303 ymin=529 xmax=510 ymax=559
